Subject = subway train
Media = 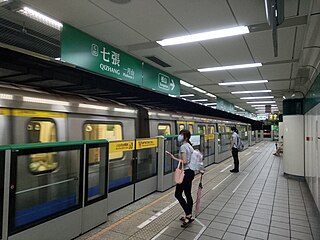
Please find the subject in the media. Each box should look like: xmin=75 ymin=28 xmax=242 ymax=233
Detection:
xmin=0 ymin=84 xmax=255 ymax=235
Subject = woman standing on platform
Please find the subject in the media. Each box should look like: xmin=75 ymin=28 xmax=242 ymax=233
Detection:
xmin=166 ymin=129 xmax=195 ymax=227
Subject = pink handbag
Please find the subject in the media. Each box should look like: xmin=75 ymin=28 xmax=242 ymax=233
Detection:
xmin=175 ymin=160 xmax=184 ymax=184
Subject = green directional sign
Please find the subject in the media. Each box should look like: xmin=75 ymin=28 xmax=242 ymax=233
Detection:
xmin=217 ymin=97 xmax=234 ymax=113
xmin=142 ymin=63 xmax=180 ymax=96
xmin=61 ymin=24 xmax=142 ymax=86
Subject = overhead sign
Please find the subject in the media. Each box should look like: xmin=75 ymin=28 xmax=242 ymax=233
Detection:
xmin=136 ymin=138 xmax=158 ymax=150
xmin=109 ymin=141 xmax=135 ymax=153
xmin=217 ymin=97 xmax=234 ymax=113
xmin=61 ymin=24 xmax=143 ymax=86
xmin=143 ymin=63 xmax=180 ymax=96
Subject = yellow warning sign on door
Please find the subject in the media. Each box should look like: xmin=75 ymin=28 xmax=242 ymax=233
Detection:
xmin=136 ymin=138 xmax=158 ymax=150
xmin=204 ymin=134 xmax=215 ymax=141
xmin=109 ymin=141 xmax=135 ymax=153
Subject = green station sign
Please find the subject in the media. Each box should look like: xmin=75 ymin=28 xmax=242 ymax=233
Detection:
xmin=61 ymin=24 xmax=180 ymax=95
xmin=143 ymin=63 xmax=180 ymax=96
xmin=61 ymin=24 xmax=142 ymax=86
xmin=217 ymin=97 xmax=234 ymax=113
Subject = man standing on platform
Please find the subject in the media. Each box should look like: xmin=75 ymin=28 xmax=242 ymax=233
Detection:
xmin=230 ymin=127 xmax=240 ymax=173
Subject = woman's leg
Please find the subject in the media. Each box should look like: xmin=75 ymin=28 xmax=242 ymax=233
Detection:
xmin=183 ymin=170 xmax=195 ymax=216
xmin=175 ymin=180 xmax=188 ymax=215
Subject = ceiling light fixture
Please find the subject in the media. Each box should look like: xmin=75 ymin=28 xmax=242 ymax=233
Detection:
xmin=17 ymin=7 xmax=63 ymax=30
xmin=240 ymin=96 xmax=274 ymax=100
xmin=232 ymin=90 xmax=271 ymax=94
xmin=218 ymin=80 xmax=268 ymax=85
xmin=179 ymin=94 xmax=195 ymax=97
xmin=192 ymin=87 xmax=207 ymax=94
xmin=157 ymin=26 xmax=249 ymax=46
xmin=247 ymin=101 xmax=276 ymax=104
xmin=23 ymin=96 xmax=69 ymax=106
xmin=206 ymin=93 xmax=216 ymax=98
xmin=198 ymin=63 xmax=262 ymax=72
xmin=192 ymin=99 xmax=208 ymax=102
xmin=180 ymin=80 xmax=194 ymax=88
xmin=204 ymin=103 xmax=217 ymax=106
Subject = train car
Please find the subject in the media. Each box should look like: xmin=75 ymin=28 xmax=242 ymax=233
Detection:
xmin=0 ymin=85 xmax=254 ymax=220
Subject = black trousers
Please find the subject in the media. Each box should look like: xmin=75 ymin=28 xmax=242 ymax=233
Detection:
xmin=175 ymin=169 xmax=195 ymax=216
xmin=232 ymin=147 xmax=239 ymax=171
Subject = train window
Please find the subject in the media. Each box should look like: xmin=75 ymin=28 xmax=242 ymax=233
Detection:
xmin=179 ymin=124 xmax=185 ymax=132
xmin=218 ymin=124 xmax=225 ymax=132
xmin=188 ymin=125 xmax=194 ymax=134
xmin=84 ymin=123 xmax=123 ymax=162
xmin=208 ymin=125 xmax=215 ymax=134
xmin=158 ymin=124 xmax=171 ymax=136
xmin=198 ymin=125 xmax=206 ymax=134
xmin=27 ymin=120 xmax=58 ymax=174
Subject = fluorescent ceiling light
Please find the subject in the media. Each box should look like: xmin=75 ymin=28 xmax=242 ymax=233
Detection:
xmin=180 ymin=94 xmax=195 ymax=97
xmin=240 ymin=96 xmax=274 ymax=100
xmin=232 ymin=90 xmax=271 ymax=94
xmin=17 ymin=7 xmax=63 ymax=31
xmin=206 ymin=93 xmax=216 ymax=98
xmin=157 ymin=26 xmax=249 ymax=46
xmin=79 ymin=104 xmax=109 ymax=110
xmin=204 ymin=103 xmax=217 ymax=106
xmin=218 ymin=80 xmax=268 ymax=85
xmin=23 ymin=96 xmax=69 ymax=106
xmin=114 ymin=108 xmax=135 ymax=113
xmin=192 ymin=87 xmax=206 ymax=93
xmin=180 ymin=80 xmax=194 ymax=88
xmin=251 ymin=104 xmax=278 ymax=107
xmin=283 ymin=96 xmax=286 ymax=99
xmin=0 ymin=94 xmax=13 ymax=100
xmin=168 ymin=94 xmax=177 ymax=97
xmin=192 ymin=99 xmax=208 ymax=102
xmin=198 ymin=63 xmax=262 ymax=72
xmin=247 ymin=101 xmax=276 ymax=104
xmin=158 ymin=113 xmax=170 ymax=117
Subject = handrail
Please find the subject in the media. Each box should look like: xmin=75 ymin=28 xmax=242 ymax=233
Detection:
xmin=4 ymin=140 xmax=108 ymax=151
xmin=15 ymin=177 xmax=78 ymax=195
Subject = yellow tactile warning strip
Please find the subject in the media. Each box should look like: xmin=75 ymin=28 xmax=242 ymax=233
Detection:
xmin=87 ymin=143 xmax=265 ymax=240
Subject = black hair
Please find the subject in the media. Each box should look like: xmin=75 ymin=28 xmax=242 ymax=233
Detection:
xmin=179 ymin=129 xmax=192 ymax=146
xmin=231 ymin=127 xmax=238 ymax=134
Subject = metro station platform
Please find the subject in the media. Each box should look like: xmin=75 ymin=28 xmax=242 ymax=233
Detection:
xmin=75 ymin=142 xmax=320 ymax=240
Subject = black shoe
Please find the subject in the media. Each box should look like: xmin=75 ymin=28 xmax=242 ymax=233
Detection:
xmin=230 ymin=169 xmax=239 ymax=173
xmin=181 ymin=216 xmax=194 ymax=228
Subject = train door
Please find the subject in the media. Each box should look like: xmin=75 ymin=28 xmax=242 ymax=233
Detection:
xmin=188 ymin=122 xmax=194 ymax=134
xmin=206 ymin=125 xmax=216 ymax=165
xmin=10 ymin=110 xmax=72 ymax=237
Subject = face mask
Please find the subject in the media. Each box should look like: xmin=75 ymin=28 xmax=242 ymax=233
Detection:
xmin=177 ymin=134 xmax=184 ymax=142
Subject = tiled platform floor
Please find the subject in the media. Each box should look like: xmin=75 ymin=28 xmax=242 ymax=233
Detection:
xmin=76 ymin=142 xmax=320 ymax=240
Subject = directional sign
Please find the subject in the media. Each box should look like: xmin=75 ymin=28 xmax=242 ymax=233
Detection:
xmin=143 ymin=63 xmax=180 ymax=96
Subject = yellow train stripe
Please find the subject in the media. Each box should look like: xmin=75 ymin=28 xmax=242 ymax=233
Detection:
xmin=0 ymin=108 xmax=10 ymax=116
xmin=12 ymin=109 xmax=67 ymax=118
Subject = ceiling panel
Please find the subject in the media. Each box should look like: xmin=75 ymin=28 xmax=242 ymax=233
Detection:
xmin=91 ymin=0 xmax=187 ymax=41
xmin=294 ymin=25 xmax=306 ymax=59
xmin=227 ymin=68 xmax=262 ymax=81
xmin=158 ymin=0 xmax=237 ymax=32
xmin=81 ymin=20 xmax=148 ymax=47
xmin=299 ymin=0 xmax=312 ymax=15
xmin=245 ymin=27 xmax=296 ymax=63
xmin=266 ymin=80 xmax=291 ymax=90
xmin=23 ymin=0 xmax=115 ymax=28
xmin=285 ymin=0 xmax=299 ymax=17
xmin=202 ymin=36 xmax=253 ymax=65
xmin=228 ymin=0 xmax=266 ymax=25
xmin=239 ymin=84 xmax=268 ymax=91
xmin=164 ymin=43 xmax=219 ymax=69
xmin=175 ymin=72 xmax=212 ymax=85
xmin=259 ymin=63 xmax=292 ymax=80
xmin=200 ymin=71 xmax=234 ymax=83
xmin=202 ymin=85 xmax=231 ymax=94
xmin=220 ymin=84 xmax=248 ymax=92
xmin=131 ymin=48 xmax=190 ymax=72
